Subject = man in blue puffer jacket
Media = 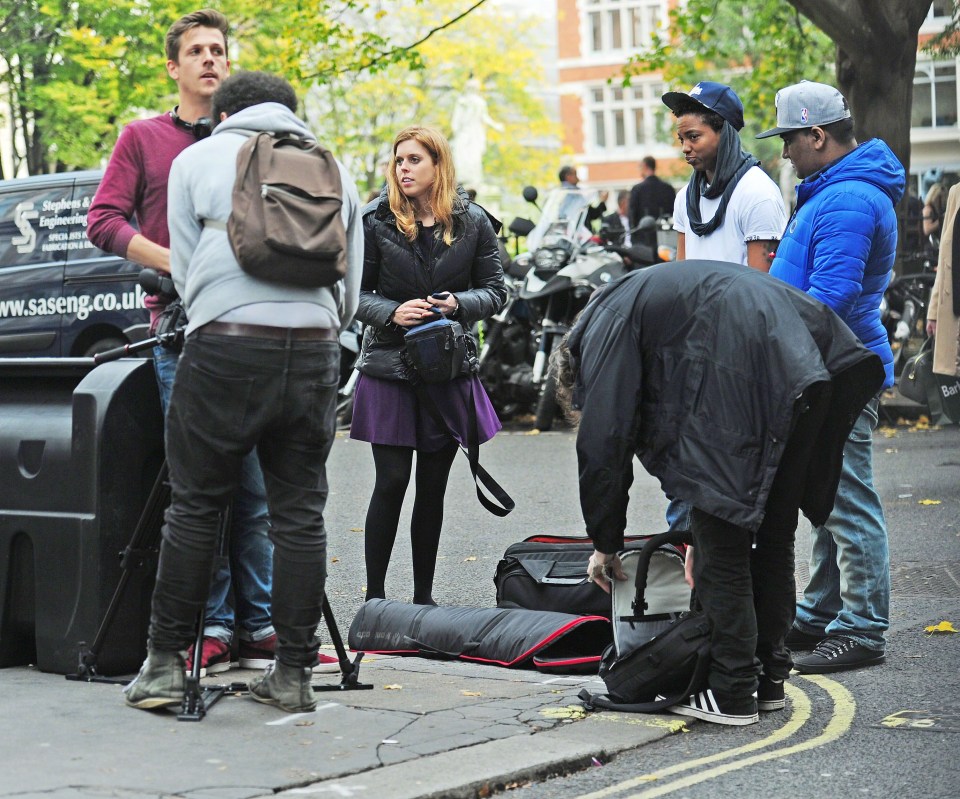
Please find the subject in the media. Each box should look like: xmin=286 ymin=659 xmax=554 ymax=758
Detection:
xmin=758 ymin=80 xmax=905 ymax=674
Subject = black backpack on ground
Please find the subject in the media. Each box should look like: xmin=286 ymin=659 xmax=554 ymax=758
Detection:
xmin=580 ymin=530 xmax=712 ymax=713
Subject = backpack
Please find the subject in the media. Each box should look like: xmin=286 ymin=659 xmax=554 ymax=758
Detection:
xmin=227 ymin=131 xmax=347 ymax=288
xmin=579 ymin=530 xmax=712 ymax=713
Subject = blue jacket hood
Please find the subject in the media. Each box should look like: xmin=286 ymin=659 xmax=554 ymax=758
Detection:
xmin=797 ymin=138 xmax=905 ymax=209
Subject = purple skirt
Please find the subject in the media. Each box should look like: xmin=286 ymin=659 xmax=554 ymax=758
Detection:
xmin=350 ymin=373 xmax=502 ymax=452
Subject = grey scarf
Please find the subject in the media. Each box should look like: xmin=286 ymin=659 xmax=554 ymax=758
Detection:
xmin=685 ymin=123 xmax=760 ymax=237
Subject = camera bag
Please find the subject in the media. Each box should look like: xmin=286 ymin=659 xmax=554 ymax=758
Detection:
xmin=403 ymin=316 xmax=470 ymax=384
xmin=494 ymin=534 xmax=685 ymax=617
xmin=579 ymin=530 xmax=712 ymax=713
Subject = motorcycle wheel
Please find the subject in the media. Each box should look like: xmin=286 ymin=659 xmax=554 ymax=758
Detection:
xmin=534 ymin=371 xmax=558 ymax=431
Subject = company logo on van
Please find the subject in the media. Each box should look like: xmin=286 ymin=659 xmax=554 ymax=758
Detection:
xmin=11 ymin=196 xmax=94 ymax=255
xmin=12 ymin=202 xmax=39 ymax=253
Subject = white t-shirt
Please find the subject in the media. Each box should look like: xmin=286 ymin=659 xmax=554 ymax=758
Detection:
xmin=673 ymin=166 xmax=787 ymax=265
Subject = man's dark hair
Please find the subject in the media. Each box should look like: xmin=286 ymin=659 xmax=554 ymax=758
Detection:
xmin=668 ymin=97 xmax=724 ymax=132
xmin=559 ymin=165 xmax=577 ymax=183
xmin=820 ymin=117 xmax=856 ymax=146
xmin=212 ymin=71 xmax=298 ymax=120
xmin=165 ymin=8 xmax=229 ymax=63
xmin=642 ymin=156 xmax=657 ymax=171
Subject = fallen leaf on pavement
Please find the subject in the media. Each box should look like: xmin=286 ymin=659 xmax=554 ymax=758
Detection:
xmin=350 ymin=527 xmax=363 ymax=532
xmin=461 ymin=690 xmax=482 ymax=696
xmin=918 ymin=499 xmax=942 ymax=505
xmin=463 ymin=555 xmax=477 ymax=562
xmin=924 ymin=621 xmax=958 ymax=635
xmin=383 ymin=684 xmax=403 ymax=690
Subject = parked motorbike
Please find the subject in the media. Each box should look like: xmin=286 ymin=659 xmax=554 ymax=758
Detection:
xmin=335 ymin=320 xmax=363 ymax=428
xmin=881 ymin=251 xmax=937 ymax=375
xmin=517 ymin=186 xmax=631 ymax=430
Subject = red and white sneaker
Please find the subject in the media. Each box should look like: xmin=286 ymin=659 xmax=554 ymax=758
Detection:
xmin=239 ymin=634 xmax=342 ymax=673
xmin=185 ymin=637 xmax=233 ymax=678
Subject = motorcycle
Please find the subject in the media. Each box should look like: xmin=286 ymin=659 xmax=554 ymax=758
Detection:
xmin=475 ymin=195 xmax=541 ymax=420
xmin=517 ymin=186 xmax=633 ymax=430
xmin=881 ymin=251 xmax=936 ymax=375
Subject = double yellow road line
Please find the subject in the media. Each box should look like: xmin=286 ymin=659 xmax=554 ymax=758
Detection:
xmin=578 ymin=674 xmax=855 ymax=799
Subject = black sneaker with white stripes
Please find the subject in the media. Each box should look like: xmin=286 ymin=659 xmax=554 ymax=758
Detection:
xmin=660 ymin=688 xmax=759 ymax=726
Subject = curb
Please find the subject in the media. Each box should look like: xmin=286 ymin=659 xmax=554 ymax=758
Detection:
xmin=267 ymin=712 xmax=687 ymax=799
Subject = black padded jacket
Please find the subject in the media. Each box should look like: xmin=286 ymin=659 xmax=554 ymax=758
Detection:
xmin=355 ymin=188 xmax=507 ymax=381
xmin=567 ymin=260 xmax=885 ymax=553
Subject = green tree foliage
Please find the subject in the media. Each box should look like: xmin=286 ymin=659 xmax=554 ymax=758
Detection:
xmin=304 ymin=0 xmax=558 ymax=200
xmin=0 ymin=0 xmax=499 ymax=177
xmin=623 ymin=0 xmax=938 ymax=175
xmin=622 ymin=0 xmax=833 ymax=163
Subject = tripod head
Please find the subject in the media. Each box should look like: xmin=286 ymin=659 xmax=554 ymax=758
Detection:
xmin=92 ymin=269 xmax=187 ymax=364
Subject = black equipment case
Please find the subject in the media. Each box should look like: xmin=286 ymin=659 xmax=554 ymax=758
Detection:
xmin=348 ymin=599 xmax=611 ymax=672
xmin=494 ymin=534 xmax=684 ymax=618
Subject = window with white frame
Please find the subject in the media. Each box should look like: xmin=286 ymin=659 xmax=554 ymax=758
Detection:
xmin=913 ymin=60 xmax=958 ymax=129
xmin=927 ymin=0 xmax=953 ymax=21
xmin=585 ymin=81 xmax=673 ymax=152
xmin=583 ymin=0 xmax=665 ymax=55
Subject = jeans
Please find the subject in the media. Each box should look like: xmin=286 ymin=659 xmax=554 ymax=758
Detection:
xmin=794 ymin=397 xmax=890 ymax=650
xmin=666 ymin=496 xmax=692 ymax=533
xmin=154 ymin=344 xmax=273 ymax=643
xmin=148 ymin=331 xmax=339 ymax=667
xmin=690 ymin=384 xmax=831 ymax=705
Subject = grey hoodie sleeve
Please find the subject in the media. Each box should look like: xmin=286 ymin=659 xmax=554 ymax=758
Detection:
xmin=337 ymin=160 xmax=363 ymax=331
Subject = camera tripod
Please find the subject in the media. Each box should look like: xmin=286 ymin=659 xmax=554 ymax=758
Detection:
xmin=67 ymin=330 xmax=371 ymax=721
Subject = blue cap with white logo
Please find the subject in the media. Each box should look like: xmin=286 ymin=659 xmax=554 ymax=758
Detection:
xmin=662 ymin=81 xmax=745 ymax=131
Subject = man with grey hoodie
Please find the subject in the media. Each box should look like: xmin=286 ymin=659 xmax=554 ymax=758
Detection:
xmin=124 ymin=70 xmax=363 ymax=714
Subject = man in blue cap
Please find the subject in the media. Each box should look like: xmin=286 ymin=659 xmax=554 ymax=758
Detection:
xmin=658 ymin=81 xmax=787 ymax=539
xmin=758 ymin=80 xmax=904 ymax=674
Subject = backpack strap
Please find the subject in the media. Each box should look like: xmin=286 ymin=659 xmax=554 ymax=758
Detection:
xmin=577 ymin=647 xmax=711 ymax=713
xmin=412 ymin=380 xmax=515 ymax=517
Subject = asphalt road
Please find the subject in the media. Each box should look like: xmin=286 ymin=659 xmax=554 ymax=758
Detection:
xmin=322 ymin=418 xmax=960 ymax=799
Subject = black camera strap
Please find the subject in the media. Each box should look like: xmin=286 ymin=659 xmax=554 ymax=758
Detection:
xmin=412 ymin=380 xmax=515 ymax=517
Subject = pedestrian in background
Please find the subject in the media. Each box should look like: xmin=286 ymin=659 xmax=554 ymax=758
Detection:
xmin=88 ymin=9 xmax=340 ymax=676
xmin=927 ymin=182 xmax=960 ymax=378
xmin=759 ymin=79 xmax=905 ymax=673
xmin=601 ymin=190 xmax=632 ymax=246
xmin=352 ymin=126 xmax=507 ymax=606
xmin=628 ymin=156 xmax=675 ymax=250
xmin=124 ymin=70 xmax=363 ymax=713
xmin=556 ymin=261 xmax=883 ymax=725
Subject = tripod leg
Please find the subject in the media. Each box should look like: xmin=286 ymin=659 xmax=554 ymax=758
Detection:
xmin=313 ymin=593 xmax=372 ymax=693
xmin=178 ymin=507 xmax=232 ymax=721
xmin=68 ymin=461 xmax=169 ymax=683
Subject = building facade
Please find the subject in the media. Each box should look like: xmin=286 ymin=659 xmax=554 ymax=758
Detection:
xmin=555 ymin=0 xmax=960 ymax=195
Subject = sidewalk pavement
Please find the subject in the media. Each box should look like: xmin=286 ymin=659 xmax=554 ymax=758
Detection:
xmin=2 ymin=649 xmax=687 ymax=799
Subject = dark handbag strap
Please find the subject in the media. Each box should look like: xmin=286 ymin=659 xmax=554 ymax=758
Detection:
xmin=629 ymin=529 xmax=693 ymax=614
xmin=952 ymin=205 xmax=960 ymax=317
xmin=413 ymin=380 xmax=515 ymax=516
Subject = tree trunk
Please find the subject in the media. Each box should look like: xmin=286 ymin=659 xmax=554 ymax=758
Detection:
xmin=787 ymin=0 xmax=933 ymax=265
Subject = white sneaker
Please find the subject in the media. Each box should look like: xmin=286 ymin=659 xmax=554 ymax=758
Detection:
xmin=660 ymin=688 xmax=759 ymax=726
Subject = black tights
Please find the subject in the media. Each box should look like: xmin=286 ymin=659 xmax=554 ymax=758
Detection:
xmin=364 ymin=442 xmax=458 ymax=605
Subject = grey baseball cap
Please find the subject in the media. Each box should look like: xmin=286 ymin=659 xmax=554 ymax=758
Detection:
xmin=756 ymin=80 xmax=851 ymax=139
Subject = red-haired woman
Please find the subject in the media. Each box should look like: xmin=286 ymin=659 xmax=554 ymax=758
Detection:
xmin=351 ymin=126 xmax=507 ymax=605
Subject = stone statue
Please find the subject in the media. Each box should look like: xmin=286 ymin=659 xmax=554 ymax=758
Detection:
xmin=451 ymin=78 xmax=503 ymax=189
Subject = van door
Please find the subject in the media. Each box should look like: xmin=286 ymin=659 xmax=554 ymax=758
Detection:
xmin=0 ymin=176 xmax=74 ymax=356
xmin=61 ymin=176 xmax=149 ymax=356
